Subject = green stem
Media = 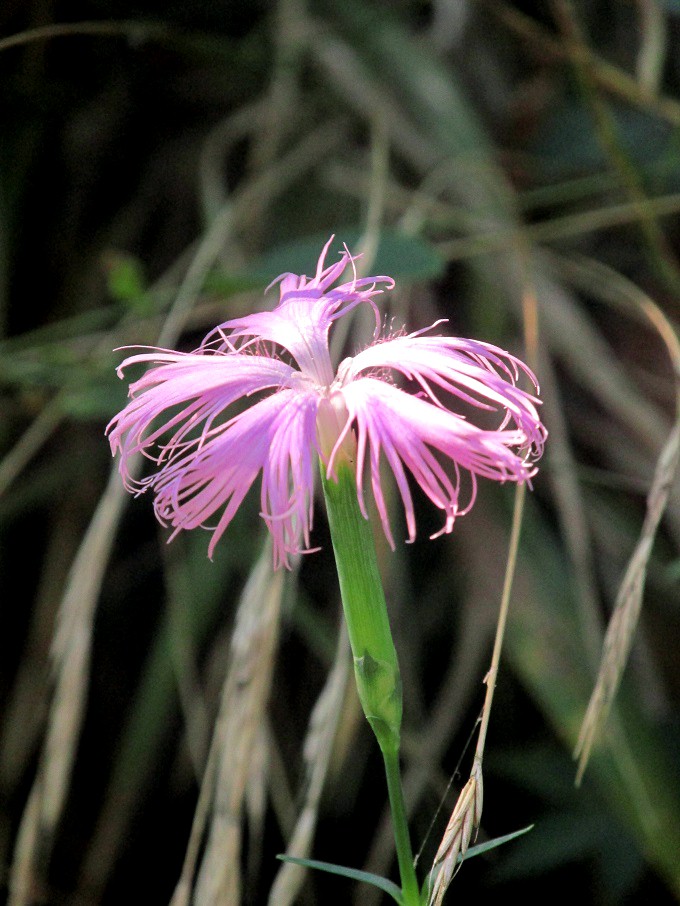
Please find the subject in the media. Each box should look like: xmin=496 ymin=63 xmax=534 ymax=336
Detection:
xmin=320 ymin=462 xmax=419 ymax=905
xmin=382 ymin=746 xmax=420 ymax=906
xmin=320 ymin=462 xmax=401 ymax=750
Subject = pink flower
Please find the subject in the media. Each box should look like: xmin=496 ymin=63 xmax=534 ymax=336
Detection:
xmin=107 ymin=237 xmax=546 ymax=568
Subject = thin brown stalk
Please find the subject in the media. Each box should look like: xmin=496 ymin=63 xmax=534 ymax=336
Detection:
xmin=0 ymin=20 xmax=168 ymax=54
xmin=426 ymin=248 xmax=540 ymax=904
xmin=427 ymin=485 xmax=527 ymax=904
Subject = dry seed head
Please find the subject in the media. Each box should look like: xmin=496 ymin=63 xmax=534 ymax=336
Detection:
xmin=428 ymin=759 xmax=483 ymax=906
xmin=575 ymin=421 xmax=680 ymax=783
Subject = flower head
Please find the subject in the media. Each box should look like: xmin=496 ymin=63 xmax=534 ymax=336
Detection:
xmin=107 ymin=237 xmax=546 ymax=568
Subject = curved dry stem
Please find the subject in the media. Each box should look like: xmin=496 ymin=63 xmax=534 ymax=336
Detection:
xmin=0 ymin=394 xmax=65 ymax=499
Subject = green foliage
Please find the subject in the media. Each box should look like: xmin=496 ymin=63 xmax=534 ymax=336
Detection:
xmin=249 ymin=230 xmax=445 ymax=284
xmin=277 ymin=856 xmax=405 ymax=904
xmin=279 ymin=825 xmax=535 ymax=904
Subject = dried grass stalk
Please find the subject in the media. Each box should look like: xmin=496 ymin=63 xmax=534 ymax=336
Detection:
xmin=8 ymin=470 xmax=130 ymax=906
xmin=267 ymin=624 xmax=351 ymax=906
xmin=192 ymin=546 xmax=283 ymax=906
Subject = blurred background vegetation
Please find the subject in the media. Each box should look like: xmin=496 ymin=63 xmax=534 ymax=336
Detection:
xmin=1 ymin=1 xmax=680 ymax=904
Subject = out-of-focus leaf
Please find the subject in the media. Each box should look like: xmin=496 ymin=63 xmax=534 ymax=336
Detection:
xmin=203 ymin=270 xmax=263 ymax=296
xmin=247 ymin=230 xmax=445 ymax=284
xmin=491 ymin=806 xmax=643 ymax=896
xmin=103 ymin=252 xmax=148 ymax=308
xmin=490 ymin=746 xmax=645 ymax=898
xmin=275 ymin=855 xmax=403 ymax=903
xmin=528 ymin=101 xmax=675 ymax=183
xmin=61 ymin=378 xmax=129 ymax=420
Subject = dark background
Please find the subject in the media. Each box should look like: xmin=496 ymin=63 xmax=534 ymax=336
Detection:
xmin=1 ymin=2 xmax=680 ymax=904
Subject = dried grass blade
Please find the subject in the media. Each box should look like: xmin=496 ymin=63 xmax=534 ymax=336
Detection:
xmin=268 ymin=624 xmax=351 ymax=906
xmin=191 ymin=546 xmax=284 ymax=906
xmin=7 ymin=467 xmax=130 ymax=906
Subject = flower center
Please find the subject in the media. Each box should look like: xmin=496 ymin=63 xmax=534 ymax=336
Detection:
xmin=316 ymin=389 xmax=356 ymax=469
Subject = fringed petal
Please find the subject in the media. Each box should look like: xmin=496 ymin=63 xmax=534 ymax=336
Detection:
xmin=200 ymin=240 xmax=393 ymax=384
xmin=348 ymin=331 xmax=546 ymax=456
xmin=117 ymin=386 xmax=319 ymax=567
xmin=106 ymin=350 xmax=298 ymax=491
xmin=339 ymin=377 xmax=543 ymax=545
xmin=107 ymin=349 xmax=321 ymax=566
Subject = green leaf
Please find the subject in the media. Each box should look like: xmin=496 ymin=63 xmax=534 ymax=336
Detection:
xmin=103 ymin=251 xmax=154 ymax=314
xmin=248 ymin=230 xmax=445 ymax=283
xmin=463 ymin=824 xmax=534 ymax=860
xmin=528 ymin=101 xmax=673 ymax=181
xmin=277 ymin=828 xmax=535 ymax=906
xmin=276 ymin=855 xmax=404 ymax=904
